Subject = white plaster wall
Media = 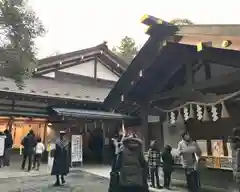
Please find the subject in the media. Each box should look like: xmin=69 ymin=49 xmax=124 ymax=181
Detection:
xmin=96 ymin=62 xmax=119 ymax=81
xmin=42 ymin=72 xmax=55 ymax=78
xmin=59 ymin=60 xmax=95 ymax=77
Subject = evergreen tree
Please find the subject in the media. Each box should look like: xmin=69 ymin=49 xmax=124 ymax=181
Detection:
xmin=0 ymin=0 xmax=45 ymax=88
xmin=113 ymin=36 xmax=138 ymax=59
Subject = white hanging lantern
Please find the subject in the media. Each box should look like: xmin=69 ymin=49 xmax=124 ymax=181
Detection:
xmin=211 ymin=105 xmax=218 ymax=122
xmin=196 ymin=105 xmax=203 ymax=120
xmin=183 ymin=107 xmax=189 ymax=121
xmin=170 ymin=111 xmax=176 ymax=125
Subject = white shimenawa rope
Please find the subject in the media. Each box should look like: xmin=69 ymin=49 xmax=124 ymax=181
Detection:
xmin=152 ymin=89 xmax=240 ymax=113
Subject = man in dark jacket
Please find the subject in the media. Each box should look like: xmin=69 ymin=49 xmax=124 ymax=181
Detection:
xmin=3 ymin=129 xmax=13 ymax=166
xmin=21 ymin=130 xmax=37 ymax=171
xmin=116 ymin=136 xmax=148 ymax=192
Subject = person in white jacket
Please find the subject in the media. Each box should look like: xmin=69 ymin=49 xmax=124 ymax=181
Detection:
xmin=178 ymin=131 xmax=201 ymax=192
xmin=34 ymin=137 xmax=45 ymax=171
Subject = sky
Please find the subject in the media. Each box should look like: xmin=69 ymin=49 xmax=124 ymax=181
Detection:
xmin=28 ymin=0 xmax=240 ymax=59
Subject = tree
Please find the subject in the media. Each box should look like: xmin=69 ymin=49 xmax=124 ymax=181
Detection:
xmin=0 ymin=0 xmax=45 ymax=88
xmin=170 ymin=18 xmax=194 ymax=25
xmin=113 ymin=36 xmax=138 ymax=59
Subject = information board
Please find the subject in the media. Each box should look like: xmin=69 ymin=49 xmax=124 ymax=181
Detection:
xmin=71 ymin=135 xmax=83 ymax=163
xmin=0 ymin=136 xmax=5 ymax=156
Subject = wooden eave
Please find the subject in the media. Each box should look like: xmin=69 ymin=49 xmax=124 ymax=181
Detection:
xmin=103 ymin=35 xmax=163 ymax=110
xmin=142 ymin=14 xmax=240 ymax=51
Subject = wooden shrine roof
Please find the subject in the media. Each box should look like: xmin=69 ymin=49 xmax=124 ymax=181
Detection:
xmin=0 ymin=76 xmax=110 ymax=103
xmin=35 ymin=42 xmax=130 ymax=76
xmin=103 ymin=15 xmax=240 ymax=114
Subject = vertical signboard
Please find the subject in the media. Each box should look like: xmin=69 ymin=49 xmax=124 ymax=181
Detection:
xmin=71 ymin=135 xmax=83 ymax=164
xmin=0 ymin=136 xmax=5 ymax=156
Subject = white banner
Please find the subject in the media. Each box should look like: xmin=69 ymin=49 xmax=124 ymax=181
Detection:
xmin=71 ymin=135 xmax=82 ymax=163
xmin=0 ymin=136 xmax=5 ymax=156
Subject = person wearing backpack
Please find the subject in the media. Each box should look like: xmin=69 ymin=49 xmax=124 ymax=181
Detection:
xmin=115 ymin=136 xmax=149 ymax=192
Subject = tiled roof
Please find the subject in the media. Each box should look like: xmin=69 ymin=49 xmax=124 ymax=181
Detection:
xmin=0 ymin=77 xmax=110 ymax=102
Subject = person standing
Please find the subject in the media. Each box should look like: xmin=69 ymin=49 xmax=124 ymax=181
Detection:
xmin=34 ymin=137 xmax=45 ymax=170
xmin=229 ymin=127 xmax=240 ymax=191
xmin=115 ymin=136 xmax=149 ymax=192
xmin=147 ymin=140 xmax=162 ymax=189
xmin=51 ymin=131 xmax=70 ymax=186
xmin=108 ymin=132 xmax=124 ymax=192
xmin=178 ymin=131 xmax=201 ymax=192
xmin=21 ymin=130 xmax=37 ymax=171
xmin=161 ymin=145 xmax=174 ymax=189
xmin=0 ymin=132 xmax=6 ymax=168
xmin=3 ymin=129 xmax=13 ymax=167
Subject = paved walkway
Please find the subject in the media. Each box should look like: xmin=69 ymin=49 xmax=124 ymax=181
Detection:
xmin=0 ymin=162 xmax=186 ymax=191
xmin=0 ymin=170 xmax=109 ymax=192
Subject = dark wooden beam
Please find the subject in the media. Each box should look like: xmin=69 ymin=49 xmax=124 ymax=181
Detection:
xmin=203 ymin=62 xmax=212 ymax=80
xmin=172 ymin=43 xmax=240 ymax=68
xmin=104 ymin=36 xmax=164 ymax=110
xmin=150 ymin=70 xmax=240 ymax=101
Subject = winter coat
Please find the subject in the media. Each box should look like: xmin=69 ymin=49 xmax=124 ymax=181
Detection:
xmin=148 ymin=148 xmax=161 ymax=169
xmin=21 ymin=134 xmax=37 ymax=156
xmin=51 ymin=138 xmax=70 ymax=176
xmin=4 ymin=132 xmax=13 ymax=149
xmin=178 ymin=140 xmax=201 ymax=169
xmin=115 ymin=137 xmax=148 ymax=188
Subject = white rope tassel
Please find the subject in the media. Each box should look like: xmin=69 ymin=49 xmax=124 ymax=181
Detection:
xmin=221 ymin=102 xmax=230 ymax=118
xmin=202 ymin=106 xmax=210 ymax=122
xmin=176 ymin=110 xmax=184 ymax=124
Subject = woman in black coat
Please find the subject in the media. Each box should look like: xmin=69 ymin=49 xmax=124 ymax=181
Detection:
xmin=51 ymin=131 xmax=70 ymax=186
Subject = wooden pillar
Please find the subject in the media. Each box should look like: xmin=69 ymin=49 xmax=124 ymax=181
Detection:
xmin=140 ymin=102 xmax=149 ymax=152
xmin=94 ymin=59 xmax=97 ymax=79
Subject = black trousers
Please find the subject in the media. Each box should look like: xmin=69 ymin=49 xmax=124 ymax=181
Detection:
xmin=163 ymin=170 xmax=172 ymax=187
xmin=150 ymin=167 xmax=160 ymax=187
xmin=21 ymin=154 xmax=32 ymax=171
xmin=184 ymin=169 xmax=199 ymax=192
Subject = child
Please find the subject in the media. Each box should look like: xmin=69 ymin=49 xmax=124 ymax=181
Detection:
xmin=161 ymin=145 xmax=174 ymax=190
xmin=148 ymin=140 xmax=162 ymax=189
xmin=34 ymin=137 xmax=45 ymax=170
